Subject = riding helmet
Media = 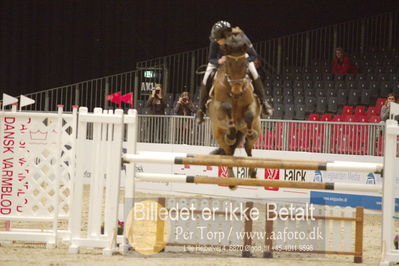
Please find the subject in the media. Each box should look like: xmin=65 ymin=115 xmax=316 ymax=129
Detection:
xmin=210 ymin=20 xmax=232 ymax=41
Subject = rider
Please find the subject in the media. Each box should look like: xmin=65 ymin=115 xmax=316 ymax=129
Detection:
xmin=195 ymin=20 xmax=274 ymax=124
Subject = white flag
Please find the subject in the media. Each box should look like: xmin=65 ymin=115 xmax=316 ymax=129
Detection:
xmin=2 ymin=93 xmax=18 ymax=107
xmin=20 ymin=95 xmax=35 ymax=108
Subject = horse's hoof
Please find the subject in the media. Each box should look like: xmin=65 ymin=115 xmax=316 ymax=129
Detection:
xmin=210 ymin=148 xmax=225 ymax=155
xmin=229 ymin=185 xmax=237 ymax=190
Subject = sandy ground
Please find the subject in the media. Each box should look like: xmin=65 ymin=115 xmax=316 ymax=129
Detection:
xmin=0 ymin=188 xmax=388 ymax=266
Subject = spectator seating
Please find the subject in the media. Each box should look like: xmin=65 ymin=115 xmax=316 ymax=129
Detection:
xmin=262 ymin=47 xmax=398 ymax=123
xmin=321 ymin=114 xmax=332 ymax=121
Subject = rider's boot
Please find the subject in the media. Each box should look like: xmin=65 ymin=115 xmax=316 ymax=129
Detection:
xmin=252 ymin=77 xmax=274 ymax=117
xmin=195 ymin=83 xmax=210 ymax=124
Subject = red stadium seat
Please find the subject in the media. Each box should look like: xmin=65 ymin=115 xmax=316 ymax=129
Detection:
xmin=344 ymin=114 xmax=356 ymax=122
xmin=375 ymin=98 xmax=386 ymax=111
xmin=321 ymin=114 xmax=332 ymax=121
xmin=333 ymin=115 xmax=344 ymax=121
xmin=368 ymin=115 xmax=381 ymax=123
xmin=356 ymin=115 xmax=368 ymax=123
xmin=342 ymin=105 xmax=353 ymax=116
xmin=308 ymin=113 xmax=319 ymax=121
xmin=366 ymin=107 xmax=378 ymax=118
xmin=355 ymin=105 xmax=366 ymax=115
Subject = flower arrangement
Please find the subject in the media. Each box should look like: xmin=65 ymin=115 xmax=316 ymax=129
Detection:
xmin=117 ymin=220 xmax=124 ymax=235
xmin=101 ymin=220 xmax=124 ymax=235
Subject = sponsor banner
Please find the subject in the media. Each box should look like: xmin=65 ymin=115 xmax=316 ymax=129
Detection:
xmin=310 ymin=191 xmax=399 ymax=211
xmin=1 ymin=115 xmax=31 ymax=215
xmin=264 ymin=168 xmax=280 ymax=191
xmin=282 ymin=169 xmax=310 ymax=182
xmin=278 ymin=169 xmax=382 ymax=185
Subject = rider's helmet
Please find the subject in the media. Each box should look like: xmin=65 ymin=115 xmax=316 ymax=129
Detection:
xmin=210 ymin=20 xmax=232 ymax=41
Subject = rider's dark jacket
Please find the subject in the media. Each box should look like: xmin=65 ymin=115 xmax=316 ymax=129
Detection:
xmin=208 ymin=34 xmax=258 ymax=65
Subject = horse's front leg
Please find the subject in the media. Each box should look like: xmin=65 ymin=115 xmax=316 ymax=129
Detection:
xmin=244 ymin=109 xmax=259 ymax=179
xmin=244 ymin=139 xmax=257 ymax=179
xmin=221 ymin=101 xmax=237 ymax=145
xmin=244 ymin=109 xmax=259 ymax=141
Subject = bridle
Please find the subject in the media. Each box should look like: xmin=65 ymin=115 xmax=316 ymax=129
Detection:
xmin=223 ymin=54 xmax=250 ymax=98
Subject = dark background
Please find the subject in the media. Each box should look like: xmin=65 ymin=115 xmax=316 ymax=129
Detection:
xmin=1 ymin=0 xmax=398 ymax=95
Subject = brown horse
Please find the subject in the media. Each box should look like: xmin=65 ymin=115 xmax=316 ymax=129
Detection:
xmin=207 ymin=34 xmax=261 ymax=188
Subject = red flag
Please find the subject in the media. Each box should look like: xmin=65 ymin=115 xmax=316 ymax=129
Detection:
xmin=105 ymin=92 xmax=122 ymax=105
xmin=120 ymin=92 xmax=133 ymax=107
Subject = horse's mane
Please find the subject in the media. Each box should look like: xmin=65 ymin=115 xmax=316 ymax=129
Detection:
xmin=224 ymin=33 xmax=248 ymax=55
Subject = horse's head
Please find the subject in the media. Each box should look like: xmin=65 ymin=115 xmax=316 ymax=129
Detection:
xmin=222 ymin=34 xmax=250 ymax=99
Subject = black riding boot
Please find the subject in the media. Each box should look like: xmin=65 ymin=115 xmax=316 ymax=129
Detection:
xmin=195 ymin=83 xmax=210 ymax=124
xmin=252 ymin=78 xmax=274 ymax=117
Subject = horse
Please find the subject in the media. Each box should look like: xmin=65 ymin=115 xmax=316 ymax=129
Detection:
xmin=207 ymin=33 xmax=261 ymax=189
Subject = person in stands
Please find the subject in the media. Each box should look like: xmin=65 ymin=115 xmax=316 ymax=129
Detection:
xmin=331 ymin=47 xmax=358 ymax=75
xmin=146 ymin=84 xmax=166 ymax=115
xmin=381 ymin=93 xmax=396 ymax=121
xmin=174 ymin=91 xmax=196 ymax=144
xmin=195 ymin=20 xmax=273 ymax=124
xmin=146 ymin=84 xmax=166 ymax=143
xmin=174 ymin=91 xmax=196 ymax=116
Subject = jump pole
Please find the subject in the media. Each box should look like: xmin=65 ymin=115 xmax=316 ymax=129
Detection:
xmin=135 ymin=173 xmax=382 ymax=193
xmin=123 ymin=153 xmax=383 ymax=174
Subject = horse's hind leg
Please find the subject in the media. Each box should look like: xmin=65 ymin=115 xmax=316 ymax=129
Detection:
xmin=209 ymin=147 xmax=237 ymax=180
xmin=211 ymin=130 xmax=236 ymax=177
xmin=221 ymin=101 xmax=237 ymax=145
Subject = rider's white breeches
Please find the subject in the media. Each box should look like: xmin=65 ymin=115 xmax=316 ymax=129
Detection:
xmin=202 ymin=63 xmax=217 ymax=85
xmin=248 ymin=61 xmax=259 ymax=80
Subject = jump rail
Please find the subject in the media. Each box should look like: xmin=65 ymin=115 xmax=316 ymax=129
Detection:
xmin=123 ymin=152 xmax=384 ymax=174
xmin=136 ymin=173 xmax=382 ymax=192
